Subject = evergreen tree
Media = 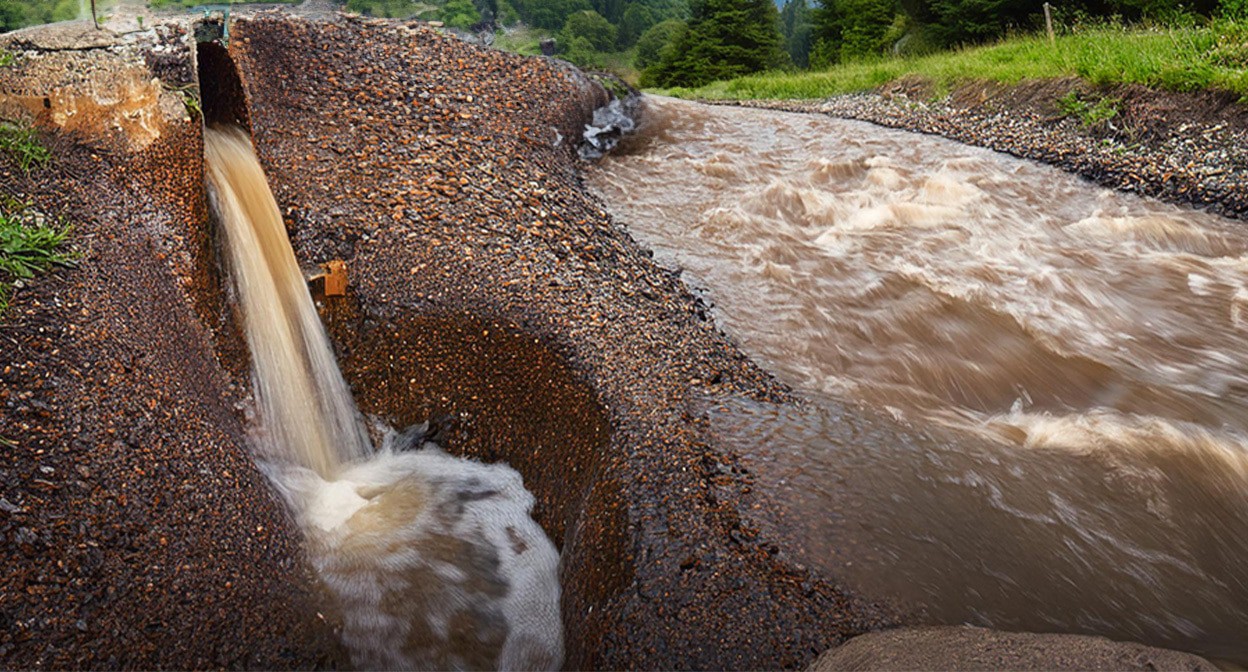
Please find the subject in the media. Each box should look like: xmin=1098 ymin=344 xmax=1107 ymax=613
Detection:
xmin=635 ymin=18 xmax=687 ymax=67
xmin=780 ymin=0 xmax=814 ymax=67
xmin=924 ymin=0 xmax=1035 ymax=45
xmin=619 ymin=4 xmax=658 ymax=46
xmin=650 ymin=0 xmax=786 ymax=86
xmin=639 ymin=0 xmax=694 ymax=20
xmin=810 ymin=0 xmax=895 ymax=63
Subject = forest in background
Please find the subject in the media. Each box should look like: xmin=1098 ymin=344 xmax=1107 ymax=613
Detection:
xmin=3 ymin=0 xmax=1246 ymax=92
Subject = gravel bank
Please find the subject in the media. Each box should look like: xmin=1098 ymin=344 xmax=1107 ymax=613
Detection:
xmin=711 ymin=78 xmax=1248 ymax=221
xmin=0 ymin=19 xmax=344 ymax=669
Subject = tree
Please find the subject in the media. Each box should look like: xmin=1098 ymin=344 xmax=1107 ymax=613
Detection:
xmin=780 ymin=0 xmax=814 ymax=67
xmin=618 ymin=4 xmax=657 ymax=46
xmin=514 ymin=0 xmax=593 ymax=29
xmin=0 ymin=0 xmax=77 ymax=32
xmin=639 ymin=0 xmax=694 ymax=20
xmin=811 ymin=0 xmax=895 ymax=62
xmin=560 ymin=9 xmax=618 ymax=50
xmin=591 ymin=0 xmax=627 ymax=22
xmin=635 ymin=18 xmax=686 ymax=67
xmin=924 ymin=0 xmax=1034 ymax=45
xmin=650 ymin=0 xmax=786 ymax=86
xmin=496 ymin=0 xmax=521 ymax=24
xmin=440 ymin=0 xmax=483 ymax=27
xmin=562 ymin=35 xmax=604 ymax=65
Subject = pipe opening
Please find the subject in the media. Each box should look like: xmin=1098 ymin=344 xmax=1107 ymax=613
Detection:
xmin=196 ymin=41 xmax=250 ymax=130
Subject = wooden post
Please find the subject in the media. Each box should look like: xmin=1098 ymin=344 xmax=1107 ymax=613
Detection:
xmin=1044 ymin=2 xmax=1055 ymax=45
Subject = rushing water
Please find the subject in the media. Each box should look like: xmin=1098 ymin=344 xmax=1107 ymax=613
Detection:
xmin=204 ymin=125 xmax=563 ymax=670
xmin=586 ymin=97 xmax=1248 ymax=661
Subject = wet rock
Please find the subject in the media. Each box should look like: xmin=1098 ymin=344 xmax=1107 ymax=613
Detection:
xmin=392 ymin=421 xmax=432 ymax=451
xmin=580 ymin=94 xmax=642 ymax=160
xmin=809 ymin=626 xmax=1217 ymax=671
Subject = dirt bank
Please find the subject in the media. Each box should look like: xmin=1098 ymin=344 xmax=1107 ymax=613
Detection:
xmin=0 ymin=20 xmax=344 ymax=669
xmin=714 ymin=77 xmax=1248 ymax=221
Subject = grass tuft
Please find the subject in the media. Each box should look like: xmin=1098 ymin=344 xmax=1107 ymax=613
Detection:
xmin=0 ymin=196 xmax=78 ymax=317
xmin=1056 ymin=91 xmax=1122 ymax=128
xmin=0 ymin=121 xmax=51 ymax=174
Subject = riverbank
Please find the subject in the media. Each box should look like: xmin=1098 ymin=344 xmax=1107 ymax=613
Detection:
xmin=3 ymin=10 xmax=1236 ymax=669
xmin=702 ymin=77 xmax=1248 ymax=221
xmin=0 ymin=11 xmax=893 ymax=669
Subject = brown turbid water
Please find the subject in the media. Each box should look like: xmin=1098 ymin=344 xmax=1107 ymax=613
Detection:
xmin=204 ymin=125 xmax=563 ymax=670
xmin=586 ymin=97 xmax=1248 ymax=662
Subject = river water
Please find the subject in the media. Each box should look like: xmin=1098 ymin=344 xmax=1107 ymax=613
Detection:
xmin=586 ymin=97 xmax=1248 ymax=661
xmin=205 ymin=126 xmax=562 ymax=670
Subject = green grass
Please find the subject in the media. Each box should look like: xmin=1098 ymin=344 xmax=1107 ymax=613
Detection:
xmin=493 ymin=26 xmax=641 ymax=83
xmin=0 ymin=197 xmax=78 ymax=317
xmin=493 ymin=25 xmax=552 ymax=55
xmin=0 ymin=121 xmax=50 ymax=175
xmin=658 ymin=20 xmax=1248 ymax=100
xmin=1056 ymin=91 xmax=1122 ymax=127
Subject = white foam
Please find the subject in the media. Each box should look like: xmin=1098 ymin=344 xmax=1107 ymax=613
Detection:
xmin=270 ymin=447 xmax=564 ymax=671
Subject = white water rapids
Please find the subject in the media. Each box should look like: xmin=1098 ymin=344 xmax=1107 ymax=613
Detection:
xmin=204 ymin=125 xmax=562 ymax=671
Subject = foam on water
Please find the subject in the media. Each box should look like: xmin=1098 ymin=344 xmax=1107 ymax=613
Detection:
xmin=268 ymin=440 xmax=562 ymax=671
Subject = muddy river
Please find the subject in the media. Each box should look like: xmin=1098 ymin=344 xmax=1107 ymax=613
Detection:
xmin=586 ymin=97 xmax=1248 ymax=662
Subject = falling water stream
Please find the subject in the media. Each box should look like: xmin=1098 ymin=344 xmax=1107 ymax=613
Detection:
xmin=203 ymin=125 xmax=563 ymax=670
xmin=586 ymin=98 xmax=1248 ymax=662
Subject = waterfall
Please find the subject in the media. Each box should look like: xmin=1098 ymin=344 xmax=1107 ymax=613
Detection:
xmin=204 ymin=124 xmax=563 ymax=670
xmin=205 ymin=125 xmax=370 ymax=476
